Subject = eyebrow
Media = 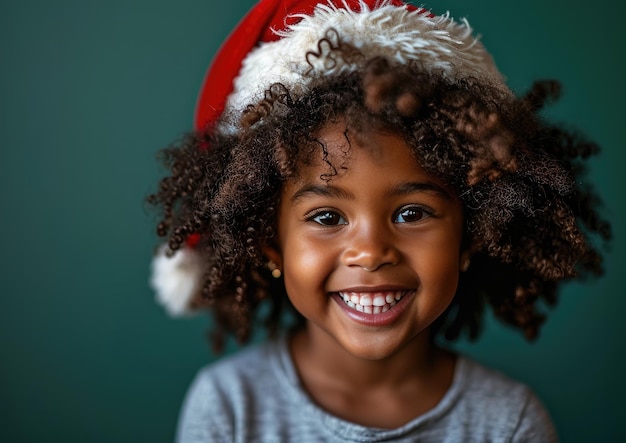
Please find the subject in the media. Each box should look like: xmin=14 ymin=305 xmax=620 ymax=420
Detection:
xmin=290 ymin=181 xmax=453 ymax=203
xmin=390 ymin=182 xmax=454 ymax=200
xmin=291 ymin=184 xmax=353 ymax=202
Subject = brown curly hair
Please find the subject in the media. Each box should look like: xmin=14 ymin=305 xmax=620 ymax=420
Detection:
xmin=148 ymin=53 xmax=611 ymax=351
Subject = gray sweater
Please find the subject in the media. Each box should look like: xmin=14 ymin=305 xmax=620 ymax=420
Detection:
xmin=176 ymin=337 xmax=558 ymax=442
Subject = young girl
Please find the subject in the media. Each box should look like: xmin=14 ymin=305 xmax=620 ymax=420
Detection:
xmin=148 ymin=0 xmax=610 ymax=441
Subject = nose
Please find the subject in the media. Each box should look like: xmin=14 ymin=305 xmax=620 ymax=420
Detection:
xmin=341 ymin=222 xmax=401 ymax=272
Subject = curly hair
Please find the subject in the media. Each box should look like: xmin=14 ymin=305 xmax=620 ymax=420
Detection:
xmin=148 ymin=54 xmax=611 ymax=351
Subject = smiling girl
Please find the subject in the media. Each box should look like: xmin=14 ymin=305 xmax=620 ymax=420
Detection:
xmin=148 ymin=1 xmax=610 ymax=441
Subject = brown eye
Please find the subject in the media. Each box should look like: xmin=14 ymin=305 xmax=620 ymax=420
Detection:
xmin=394 ymin=206 xmax=430 ymax=223
xmin=309 ymin=211 xmax=347 ymax=226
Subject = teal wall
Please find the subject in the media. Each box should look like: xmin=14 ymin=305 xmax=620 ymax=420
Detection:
xmin=1 ymin=1 xmax=624 ymax=441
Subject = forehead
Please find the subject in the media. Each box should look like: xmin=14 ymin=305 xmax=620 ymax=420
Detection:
xmin=290 ymin=122 xmax=441 ymax=186
xmin=278 ymin=122 xmax=461 ymax=210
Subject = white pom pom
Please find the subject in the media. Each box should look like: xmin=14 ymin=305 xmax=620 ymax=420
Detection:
xmin=150 ymin=245 xmax=204 ymax=316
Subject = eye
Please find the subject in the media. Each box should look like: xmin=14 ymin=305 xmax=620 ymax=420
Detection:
xmin=307 ymin=210 xmax=347 ymax=226
xmin=394 ymin=205 xmax=431 ymax=223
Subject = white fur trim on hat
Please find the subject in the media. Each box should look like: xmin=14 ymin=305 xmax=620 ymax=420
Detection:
xmin=150 ymin=245 xmax=204 ymax=316
xmin=226 ymin=1 xmax=506 ymax=118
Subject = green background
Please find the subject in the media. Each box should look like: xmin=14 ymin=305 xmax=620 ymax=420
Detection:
xmin=1 ymin=0 xmax=624 ymax=441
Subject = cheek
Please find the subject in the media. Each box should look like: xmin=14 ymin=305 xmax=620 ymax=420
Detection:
xmin=430 ymin=267 xmax=460 ymax=305
xmin=280 ymin=234 xmax=336 ymax=300
xmin=281 ymin=228 xmax=334 ymax=271
xmin=411 ymin=235 xmax=462 ymax=308
xmin=412 ymin=261 xmax=460 ymax=331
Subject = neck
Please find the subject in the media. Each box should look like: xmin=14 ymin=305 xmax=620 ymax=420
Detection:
xmin=290 ymin=322 xmax=451 ymax=392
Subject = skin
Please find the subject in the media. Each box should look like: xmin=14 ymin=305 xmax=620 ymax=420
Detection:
xmin=265 ymin=122 xmax=468 ymax=428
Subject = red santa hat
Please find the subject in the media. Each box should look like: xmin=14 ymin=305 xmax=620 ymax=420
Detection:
xmin=151 ymin=0 xmax=506 ymax=316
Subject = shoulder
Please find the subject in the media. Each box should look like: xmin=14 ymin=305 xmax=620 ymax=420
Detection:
xmin=182 ymin=338 xmax=284 ymax=407
xmin=193 ymin=339 xmax=277 ymax=387
xmin=450 ymin=356 xmax=558 ymax=442
xmin=175 ymin=340 xmax=286 ymax=442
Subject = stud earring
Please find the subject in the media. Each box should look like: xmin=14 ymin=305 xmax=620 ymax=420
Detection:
xmin=268 ymin=261 xmax=282 ymax=279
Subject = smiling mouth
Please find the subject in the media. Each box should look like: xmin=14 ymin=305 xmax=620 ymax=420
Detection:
xmin=338 ymin=290 xmax=410 ymax=314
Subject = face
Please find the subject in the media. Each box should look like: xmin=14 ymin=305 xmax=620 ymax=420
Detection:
xmin=267 ymin=123 xmax=466 ymax=360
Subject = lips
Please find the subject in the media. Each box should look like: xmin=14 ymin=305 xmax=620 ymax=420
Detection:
xmin=331 ymin=290 xmax=415 ymax=327
xmin=339 ymin=291 xmax=406 ymax=314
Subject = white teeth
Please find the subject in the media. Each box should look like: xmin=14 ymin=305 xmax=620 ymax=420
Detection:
xmin=339 ymin=291 xmax=406 ymax=314
xmin=373 ymin=295 xmax=386 ymax=307
xmin=360 ymin=294 xmax=373 ymax=307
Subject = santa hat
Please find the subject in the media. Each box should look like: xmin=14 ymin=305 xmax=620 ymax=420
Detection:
xmin=151 ymin=0 xmax=507 ymax=316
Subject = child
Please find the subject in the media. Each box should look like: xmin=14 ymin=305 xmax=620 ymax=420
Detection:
xmin=148 ymin=0 xmax=611 ymax=441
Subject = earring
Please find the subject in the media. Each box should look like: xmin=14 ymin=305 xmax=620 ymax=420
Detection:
xmin=460 ymin=256 xmax=471 ymax=272
xmin=268 ymin=261 xmax=282 ymax=279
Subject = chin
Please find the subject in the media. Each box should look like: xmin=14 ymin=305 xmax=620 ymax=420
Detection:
xmin=338 ymin=330 xmax=422 ymax=361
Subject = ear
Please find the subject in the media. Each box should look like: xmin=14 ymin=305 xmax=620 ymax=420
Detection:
xmin=459 ymin=250 xmax=471 ymax=272
xmin=262 ymin=243 xmax=283 ymax=270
